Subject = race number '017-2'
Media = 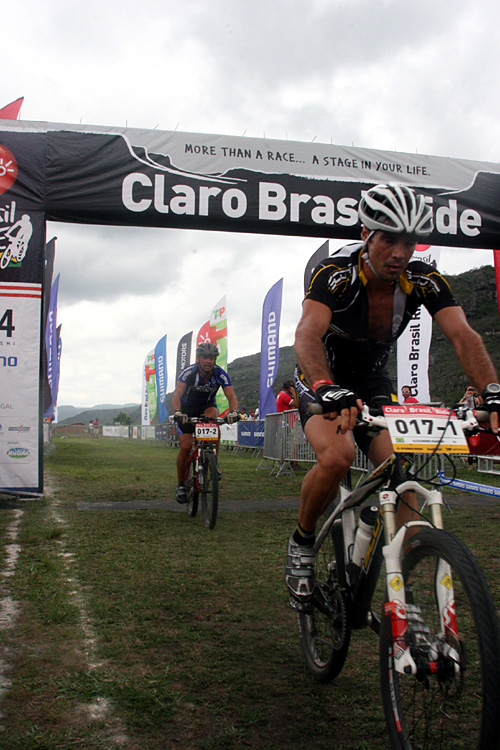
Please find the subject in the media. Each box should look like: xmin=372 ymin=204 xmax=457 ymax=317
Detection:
xmin=195 ymin=423 xmax=219 ymax=441
xmin=382 ymin=405 xmax=469 ymax=454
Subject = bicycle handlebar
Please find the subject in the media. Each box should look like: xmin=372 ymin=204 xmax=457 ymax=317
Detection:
xmin=171 ymin=414 xmax=240 ymax=425
xmin=308 ymin=401 xmax=491 ymax=433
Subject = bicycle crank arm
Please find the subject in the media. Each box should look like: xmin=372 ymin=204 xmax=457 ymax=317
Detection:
xmin=311 ymin=584 xmax=338 ymax=619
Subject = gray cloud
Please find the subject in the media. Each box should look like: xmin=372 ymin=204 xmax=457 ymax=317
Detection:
xmin=4 ymin=0 xmax=499 ymax=405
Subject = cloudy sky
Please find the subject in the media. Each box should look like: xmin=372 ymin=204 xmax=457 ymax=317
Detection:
xmin=3 ymin=0 xmax=500 ymax=408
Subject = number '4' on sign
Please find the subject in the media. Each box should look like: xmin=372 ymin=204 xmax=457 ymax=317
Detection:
xmin=382 ymin=405 xmax=469 ymax=454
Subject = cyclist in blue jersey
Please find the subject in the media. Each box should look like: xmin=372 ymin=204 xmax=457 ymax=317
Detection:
xmin=172 ymin=342 xmax=239 ymax=503
xmin=285 ymin=183 xmax=500 ymax=606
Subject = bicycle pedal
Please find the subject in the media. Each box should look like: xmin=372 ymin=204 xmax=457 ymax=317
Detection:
xmin=288 ymin=596 xmax=312 ymax=614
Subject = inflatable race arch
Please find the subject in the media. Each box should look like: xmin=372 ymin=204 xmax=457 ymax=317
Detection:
xmin=1 ymin=118 xmax=500 ymax=493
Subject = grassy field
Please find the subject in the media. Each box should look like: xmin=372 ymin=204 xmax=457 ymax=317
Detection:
xmin=0 ymin=437 xmax=499 ymax=749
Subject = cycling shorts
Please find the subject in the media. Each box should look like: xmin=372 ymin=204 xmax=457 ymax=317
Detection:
xmin=176 ymin=402 xmax=217 ymax=435
xmin=294 ymin=366 xmax=397 ymax=455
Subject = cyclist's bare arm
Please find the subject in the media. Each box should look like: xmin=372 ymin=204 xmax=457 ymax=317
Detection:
xmin=222 ymin=385 xmax=238 ymax=412
xmin=295 ymin=298 xmax=361 ymax=431
xmin=295 ymin=299 xmax=332 ymax=385
xmin=434 ymin=306 xmax=499 ymax=431
xmin=171 ymin=381 xmax=187 ymax=413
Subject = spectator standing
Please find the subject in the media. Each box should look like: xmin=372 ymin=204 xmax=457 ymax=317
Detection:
xmin=401 ymin=385 xmax=418 ymax=403
xmin=460 ymin=384 xmax=479 ymax=410
xmin=276 ymin=380 xmax=298 ymax=412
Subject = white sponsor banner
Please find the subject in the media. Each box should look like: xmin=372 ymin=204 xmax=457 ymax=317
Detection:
xmin=397 ymin=246 xmax=441 ymax=404
xmin=0 ymin=282 xmax=41 ymax=491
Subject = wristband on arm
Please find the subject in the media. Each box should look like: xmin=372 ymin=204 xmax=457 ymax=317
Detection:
xmin=312 ymin=379 xmax=334 ymax=393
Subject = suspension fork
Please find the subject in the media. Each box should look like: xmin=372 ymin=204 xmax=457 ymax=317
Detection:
xmin=379 ymin=484 xmax=456 ymax=675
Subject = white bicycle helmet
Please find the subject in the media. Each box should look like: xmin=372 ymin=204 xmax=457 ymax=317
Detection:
xmin=196 ymin=342 xmax=219 ymax=359
xmin=359 ymin=183 xmax=433 ymax=236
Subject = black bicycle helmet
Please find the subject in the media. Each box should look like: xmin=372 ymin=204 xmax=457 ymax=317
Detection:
xmin=359 ymin=183 xmax=433 ymax=236
xmin=196 ymin=342 xmax=219 ymax=359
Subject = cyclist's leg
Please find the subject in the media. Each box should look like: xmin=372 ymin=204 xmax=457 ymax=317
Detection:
xmin=300 ymin=415 xmax=356 ymax=531
xmin=367 ymin=429 xmax=419 ymax=531
xmin=177 ymin=432 xmax=194 ymax=482
xmin=176 ymin=429 xmax=194 ymax=502
xmin=286 ymin=413 xmax=355 ymax=603
xmin=357 ymin=372 xmax=420 ymax=533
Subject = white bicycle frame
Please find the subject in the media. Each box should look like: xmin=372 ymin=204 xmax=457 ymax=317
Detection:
xmin=314 ymin=404 xmax=473 ymax=677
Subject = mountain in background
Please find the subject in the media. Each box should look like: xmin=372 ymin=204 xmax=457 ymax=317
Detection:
xmin=57 ymin=404 xmax=141 ymax=426
xmin=57 ymin=403 xmax=138 ymax=422
xmin=58 ymin=265 xmax=499 ymax=426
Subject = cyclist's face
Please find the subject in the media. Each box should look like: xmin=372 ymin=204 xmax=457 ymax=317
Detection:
xmin=362 ymin=229 xmax=416 ymax=282
xmin=198 ymin=355 xmax=216 ymax=374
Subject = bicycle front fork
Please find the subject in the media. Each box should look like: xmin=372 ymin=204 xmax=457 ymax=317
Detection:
xmin=379 ymin=487 xmax=458 ymax=676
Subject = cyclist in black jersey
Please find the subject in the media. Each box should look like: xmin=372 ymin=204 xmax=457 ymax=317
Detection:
xmin=172 ymin=342 xmax=239 ymax=503
xmin=286 ymin=182 xmax=500 ymax=606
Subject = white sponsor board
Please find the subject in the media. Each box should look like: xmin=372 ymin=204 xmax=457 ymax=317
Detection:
xmin=397 ymin=245 xmax=441 ymax=403
xmin=0 ymin=282 xmax=41 ymax=490
xmin=383 ymin=404 xmax=468 ymax=454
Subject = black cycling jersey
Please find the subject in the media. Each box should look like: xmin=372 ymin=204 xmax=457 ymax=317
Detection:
xmin=302 ymin=242 xmax=457 ymax=377
xmin=178 ymin=363 xmax=231 ymax=413
xmin=295 ymin=242 xmax=458 ymax=441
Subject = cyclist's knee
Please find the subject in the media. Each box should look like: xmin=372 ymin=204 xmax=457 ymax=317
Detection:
xmin=317 ymin=443 xmax=354 ymax=476
xmin=179 ymin=434 xmax=193 ymax=452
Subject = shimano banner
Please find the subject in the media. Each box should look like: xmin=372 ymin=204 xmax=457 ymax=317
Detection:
xmin=259 ymin=278 xmax=283 ymax=417
xmin=154 ymin=334 xmax=168 ymax=424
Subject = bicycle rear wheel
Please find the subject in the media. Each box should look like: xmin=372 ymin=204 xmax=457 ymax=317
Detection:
xmin=380 ymin=527 xmax=500 ymax=749
xmin=297 ymin=523 xmax=351 ymax=682
xmin=201 ymin=450 xmax=219 ymax=529
xmin=185 ymin=456 xmax=198 ymax=517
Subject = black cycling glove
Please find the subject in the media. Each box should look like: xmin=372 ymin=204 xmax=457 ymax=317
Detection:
xmin=481 ymin=383 xmax=500 ymax=416
xmin=314 ymin=384 xmax=359 ymax=415
xmin=174 ymin=410 xmax=189 ymax=425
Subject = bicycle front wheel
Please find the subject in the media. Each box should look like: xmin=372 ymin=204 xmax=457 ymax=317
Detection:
xmin=185 ymin=457 xmax=198 ymax=517
xmin=380 ymin=527 xmax=500 ymax=750
xmin=201 ymin=450 xmax=219 ymax=529
xmin=297 ymin=523 xmax=351 ymax=682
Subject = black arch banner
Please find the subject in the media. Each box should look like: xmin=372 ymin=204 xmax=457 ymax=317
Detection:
xmin=1 ymin=120 xmax=500 ymax=246
xmin=1 ymin=119 xmax=500 ymax=493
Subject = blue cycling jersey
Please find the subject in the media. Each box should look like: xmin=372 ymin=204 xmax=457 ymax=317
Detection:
xmin=178 ymin=363 xmax=231 ymax=413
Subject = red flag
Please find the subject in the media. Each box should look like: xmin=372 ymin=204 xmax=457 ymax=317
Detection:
xmin=196 ymin=320 xmax=211 ymax=345
xmin=0 ymin=97 xmax=24 ymax=120
xmin=493 ymin=250 xmax=500 ymax=322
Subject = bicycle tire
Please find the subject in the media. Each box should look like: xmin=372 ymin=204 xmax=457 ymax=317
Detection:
xmin=297 ymin=525 xmax=351 ymax=682
xmin=380 ymin=527 xmax=500 ymax=750
xmin=201 ymin=450 xmax=219 ymax=530
xmin=185 ymin=456 xmax=198 ymax=517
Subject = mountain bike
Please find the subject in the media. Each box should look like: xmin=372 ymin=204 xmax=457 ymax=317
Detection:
xmin=295 ymin=402 xmax=500 ymax=750
xmin=174 ymin=416 xmax=227 ymax=530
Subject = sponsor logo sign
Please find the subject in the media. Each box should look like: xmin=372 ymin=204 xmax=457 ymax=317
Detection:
xmin=7 ymin=447 xmax=30 ymax=459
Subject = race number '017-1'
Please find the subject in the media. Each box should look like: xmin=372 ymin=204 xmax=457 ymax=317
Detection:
xmin=195 ymin=423 xmax=219 ymax=441
xmin=382 ymin=405 xmax=469 ymax=454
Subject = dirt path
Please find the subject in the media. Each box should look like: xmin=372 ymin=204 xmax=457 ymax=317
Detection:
xmin=73 ymin=491 xmax=499 ymax=512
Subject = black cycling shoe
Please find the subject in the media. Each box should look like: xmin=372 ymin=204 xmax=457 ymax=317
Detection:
xmin=176 ymin=484 xmax=188 ymax=504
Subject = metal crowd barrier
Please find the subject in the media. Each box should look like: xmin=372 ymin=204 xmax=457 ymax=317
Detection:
xmin=264 ymin=409 xmax=446 ymax=479
xmin=263 ymin=410 xmax=315 ymax=475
